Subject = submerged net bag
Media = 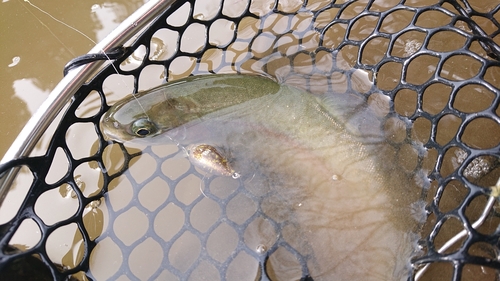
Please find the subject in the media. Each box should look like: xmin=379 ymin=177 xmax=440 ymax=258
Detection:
xmin=0 ymin=0 xmax=499 ymax=280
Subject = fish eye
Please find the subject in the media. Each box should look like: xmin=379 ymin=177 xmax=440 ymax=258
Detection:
xmin=131 ymin=118 xmax=157 ymax=137
xmin=136 ymin=128 xmax=150 ymax=136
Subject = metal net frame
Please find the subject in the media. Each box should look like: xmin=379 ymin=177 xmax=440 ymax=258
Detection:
xmin=0 ymin=0 xmax=499 ymax=280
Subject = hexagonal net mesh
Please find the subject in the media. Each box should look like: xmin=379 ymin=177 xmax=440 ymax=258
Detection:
xmin=0 ymin=0 xmax=499 ymax=280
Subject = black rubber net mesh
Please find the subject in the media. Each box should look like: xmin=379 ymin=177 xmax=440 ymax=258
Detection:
xmin=0 ymin=0 xmax=499 ymax=280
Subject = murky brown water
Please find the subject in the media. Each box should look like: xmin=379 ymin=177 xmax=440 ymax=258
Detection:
xmin=0 ymin=0 xmax=145 ymax=278
xmin=1 ymin=0 xmax=499 ymax=280
xmin=0 ymin=0 xmax=146 ymax=159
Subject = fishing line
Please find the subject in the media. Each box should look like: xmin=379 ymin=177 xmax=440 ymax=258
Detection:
xmin=21 ymin=0 xmax=152 ymax=122
xmin=22 ymin=0 xmax=124 ymax=81
xmin=23 ymin=0 xmax=96 ymax=45
xmin=19 ymin=0 xmax=75 ymax=57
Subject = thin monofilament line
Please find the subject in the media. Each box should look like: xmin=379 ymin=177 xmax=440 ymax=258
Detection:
xmin=24 ymin=0 xmax=96 ymax=44
xmin=20 ymin=0 xmax=75 ymax=57
xmin=23 ymin=0 xmax=120 ymax=74
xmin=23 ymin=0 xmax=151 ymax=121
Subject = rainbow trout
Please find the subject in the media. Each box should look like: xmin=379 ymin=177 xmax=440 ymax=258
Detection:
xmin=101 ymin=75 xmax=280 ymax=144
xmin=100 ymin=74 xmax=420 ymax=280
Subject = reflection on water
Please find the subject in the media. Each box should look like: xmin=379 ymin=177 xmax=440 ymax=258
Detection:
xmin=0 ymin=0 xmax=146 ymax=158
xmin=0 ymin=1 xmax=144 ymax=278
xmin=2 ymin=0 xmax=499 ymax=280
xmin=12 ymin=78 xmax=50 ymax=114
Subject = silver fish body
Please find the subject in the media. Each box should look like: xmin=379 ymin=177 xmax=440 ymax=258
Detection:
xmin=100 ymin=74 xmax=422 ymax=280
xmin=100 ymin=74 xmax=280 ymax=145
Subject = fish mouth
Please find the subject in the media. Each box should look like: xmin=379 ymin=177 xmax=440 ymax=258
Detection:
xmin=100 ymin=126 xmax=124 ymax=143
xmin=99 ymin=116 xmax=129 ymax=143
xmin=100 ymin=116 xmax=167 ymax=145
xmin=101 ymin=130 xmax=125 ymax=143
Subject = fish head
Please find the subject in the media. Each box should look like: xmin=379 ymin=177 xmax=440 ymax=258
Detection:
xmin=100 ymin=112 xmax=160 ymax=144
xmin=100 ymin=88 xmax=185 ymax=145
xmin=100 ymin=74 xmax=281 ymax=145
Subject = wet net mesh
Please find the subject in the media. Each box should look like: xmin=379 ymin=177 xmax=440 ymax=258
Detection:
xmin=1 ymin=0 xmax=500 ymax=280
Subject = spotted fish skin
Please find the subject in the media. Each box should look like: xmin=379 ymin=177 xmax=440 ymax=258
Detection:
xmin=187 ymin=144 xmax=235 ymax=177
